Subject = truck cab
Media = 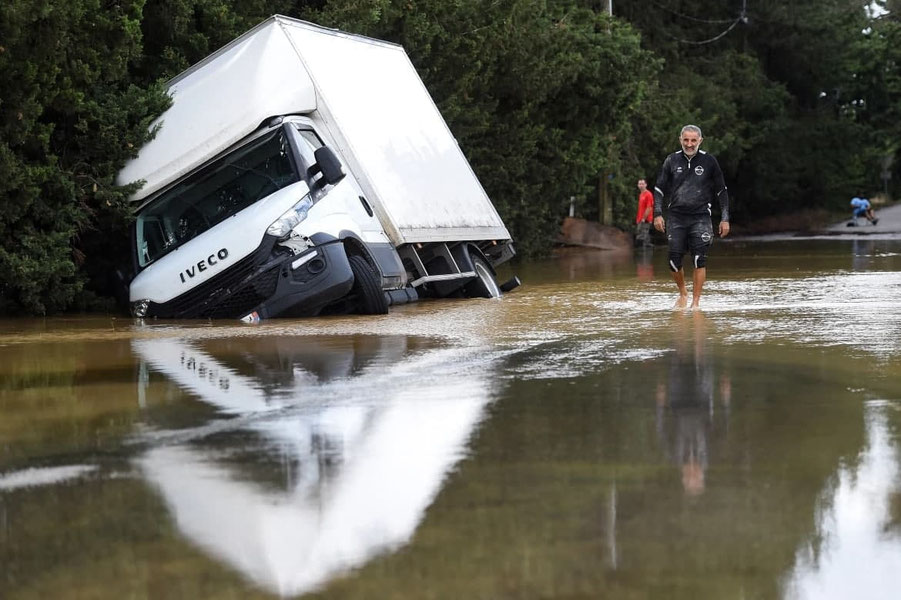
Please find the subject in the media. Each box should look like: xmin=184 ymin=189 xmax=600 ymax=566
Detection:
xmin=130 ymin=117 xmax=401 ymax=319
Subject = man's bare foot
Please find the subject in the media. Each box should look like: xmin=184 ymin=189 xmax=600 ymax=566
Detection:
xmin=690 ymin=303 xmax=702 ymax=311
xmin=674 ymin=295 xmax=688 ymax=309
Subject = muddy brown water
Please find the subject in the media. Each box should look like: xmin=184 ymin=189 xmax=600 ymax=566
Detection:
xmin=1 ymin=237 xmax=900 ymax=599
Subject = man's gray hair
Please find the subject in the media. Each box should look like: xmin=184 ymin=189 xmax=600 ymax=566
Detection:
xmin=681 ymin=124 xmax=703 ymax=138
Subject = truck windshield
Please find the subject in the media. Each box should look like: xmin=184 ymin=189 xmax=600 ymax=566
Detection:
xmin=135 ymin=129 xmax=299 ymax=268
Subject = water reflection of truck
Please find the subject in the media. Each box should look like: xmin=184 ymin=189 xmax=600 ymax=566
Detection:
xmin=118 ymin=15 xmax=517 ymax=320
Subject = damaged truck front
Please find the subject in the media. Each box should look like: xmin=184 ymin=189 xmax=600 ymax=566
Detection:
xmin=118 ymin=15 xmax=516 ymax=321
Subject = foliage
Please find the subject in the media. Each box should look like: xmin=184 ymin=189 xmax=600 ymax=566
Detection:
xmin=2 ymin=0 xmax=901 ymax=314
xmin=312 ymin=0 xmax=658 ymax=256
xmin=0 ymin=0 xmax=168 ymax=314
xmin=850 ymin=4 xmax=901 ymax=189
xmin=134 ymin=0 xmax=306 ymax=83
xmin=615 ymin=0 xmax=879 ymax=222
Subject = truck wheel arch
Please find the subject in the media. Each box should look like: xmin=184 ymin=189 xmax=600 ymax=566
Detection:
xmin=454 ymin=243 xmax=496 ymax=277
xmin=458 ymin=244 xmax=501 ymax=298
xmin=340 ymin=233 xmax=378 ymax=269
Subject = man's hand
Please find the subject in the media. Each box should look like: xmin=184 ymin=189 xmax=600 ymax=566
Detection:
xmin=654 ymin=215 xmax=665 ymax=233
xmin=719 ymin=221 xmax=730 ymax=238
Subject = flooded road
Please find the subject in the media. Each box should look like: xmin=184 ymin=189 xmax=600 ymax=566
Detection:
xmin=2 ymin=237 xmax=901 ymax=599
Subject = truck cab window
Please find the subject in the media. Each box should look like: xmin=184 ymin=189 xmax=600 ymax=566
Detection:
xmin=135 ymin=130 xmax=300 ymax=268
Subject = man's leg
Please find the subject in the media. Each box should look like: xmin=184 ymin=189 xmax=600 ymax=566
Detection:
xmin=672 ymin=268 xmax=689 ymax=308
xmin=691 ymin=267 xmax=706 ymax=309
xmin=636 ymin=222 xmax=650 ymax=245
xmin=667 ymin=217 xmax=689 ymax=308
xmin=687 ymin=218 xmax=714 ymax=309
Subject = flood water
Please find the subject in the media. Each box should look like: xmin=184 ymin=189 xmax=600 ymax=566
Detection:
xmin=2 ymin=236 xmax=901 ymax=599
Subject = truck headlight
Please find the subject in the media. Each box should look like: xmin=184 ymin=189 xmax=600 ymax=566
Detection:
xmin=267 ymin=196 xmax=313 ymax=238
xmin=132 ymin=299 xmax=149 ymax=318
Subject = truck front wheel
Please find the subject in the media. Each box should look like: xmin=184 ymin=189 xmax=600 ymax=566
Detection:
xmin=349 ymin=255 xmax=389 ymax=315
xmin=464 ymin=255 xmax=501 ymax=299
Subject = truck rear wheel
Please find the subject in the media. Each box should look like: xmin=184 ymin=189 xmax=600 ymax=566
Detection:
xmin=464 ymin=255 xmax=501 ymax=299
xmin=349 ymin=255 xmax=389 ymax=314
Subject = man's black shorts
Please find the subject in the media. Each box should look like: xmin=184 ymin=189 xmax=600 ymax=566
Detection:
xmin=667 ymin=212 xmax=713 ymax=257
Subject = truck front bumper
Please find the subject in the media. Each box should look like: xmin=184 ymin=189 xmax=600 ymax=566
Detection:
xmin=251 ymin=240 xmax=353 ymax=319
xmin=142 ymin=236 xmax=353 ymax=319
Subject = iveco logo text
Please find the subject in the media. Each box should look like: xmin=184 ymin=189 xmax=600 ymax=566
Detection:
xmin=179 ymin=248 xmax=229 ymax=283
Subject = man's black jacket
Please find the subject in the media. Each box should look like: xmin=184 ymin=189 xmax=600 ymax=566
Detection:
xmin=653 ymin=150 xmax=729 ymax=222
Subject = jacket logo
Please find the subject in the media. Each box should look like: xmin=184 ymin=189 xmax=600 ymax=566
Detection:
xmin=676 ymin=166 xmax=684 ymax=173
xmin=180 ymin=248 xmax=229 ymax=283
xmin=694 ymin=165 xmax=705 ymax=175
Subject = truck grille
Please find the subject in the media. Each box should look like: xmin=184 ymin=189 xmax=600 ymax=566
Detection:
xmin=201 ymin=264 xmax=280 ymax=319
xmin=149 ymin=238 xmax=279 ymax=319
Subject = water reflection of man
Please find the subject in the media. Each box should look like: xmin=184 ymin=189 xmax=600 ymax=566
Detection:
xmin=636 ymin=247 xmax=655 ymax=282
xmin=851 ymin=238 xmax=875 ymax=272
xmin=656 ymin=312 xmax=730 ymax=495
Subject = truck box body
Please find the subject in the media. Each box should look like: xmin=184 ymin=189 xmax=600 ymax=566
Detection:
xmin=118 ymin=16 xmax=515 ymax=320
xmin=119 ymin=16 xmax=510 ymax=245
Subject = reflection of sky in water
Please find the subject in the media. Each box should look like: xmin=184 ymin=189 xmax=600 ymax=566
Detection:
xmin=786 ymin=401 xmax=901 ymax=599
xmin=133 ymin=336 xmax=493 ymax=597
xmin=707 ymin=273 xmax=901 ymax=356
xmin=536 ymin=271 xmax=901 ymax=365
xmin=0 ymin=465 xmax=97 ymax=491
xmin=112 ymin=246 xmax=901 ymax=378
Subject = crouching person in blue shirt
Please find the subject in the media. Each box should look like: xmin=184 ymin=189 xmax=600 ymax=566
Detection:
xmin=849 ymin=194 xmax=878 ymax=226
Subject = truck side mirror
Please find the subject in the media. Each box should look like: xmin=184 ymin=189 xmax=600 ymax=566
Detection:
xmin=314 ymin=146 xmax=346 ymax=186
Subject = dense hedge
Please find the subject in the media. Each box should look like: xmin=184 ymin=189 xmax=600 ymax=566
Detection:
xmin=1 ymin=0 xmax=897 ymax=314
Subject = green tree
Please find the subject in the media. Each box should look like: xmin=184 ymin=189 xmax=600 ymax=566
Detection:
xmin=312 ymin=0 xmax=658 ymax=255
xmin=6 ymin=0 xmax=895 ymax=314
xmin=741 ymin=0 xmax=876 ymax=211
xmin=0 ymin=0 xmax=168 ymax=314
xmin=849 ymin=3 xmax=901 ymax=196
xmin=616 ymin=0 xmax=876 ymax=221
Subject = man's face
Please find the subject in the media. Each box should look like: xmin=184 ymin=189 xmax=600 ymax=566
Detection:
xmin=637 ymin=180 xmax=647 ymax=192
xmin=680 ymin=130 xmax=703 ymax=158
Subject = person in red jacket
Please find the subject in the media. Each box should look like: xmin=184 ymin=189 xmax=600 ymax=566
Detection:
xmin=635 ymin=178 xmax=654 ymax=246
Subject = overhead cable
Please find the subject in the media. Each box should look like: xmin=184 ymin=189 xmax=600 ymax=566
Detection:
xmin=649 ymin=0 xmax=737 ymax=24
xmin=656 ymin=0 xmax=748 ymax=45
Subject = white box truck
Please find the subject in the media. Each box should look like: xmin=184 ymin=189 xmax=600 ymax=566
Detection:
xmin=118 ymin=15 xmax=517 ymax=320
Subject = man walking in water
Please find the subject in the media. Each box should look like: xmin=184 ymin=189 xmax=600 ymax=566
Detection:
xmin=653 ymin=125 xmax=730 ymax=309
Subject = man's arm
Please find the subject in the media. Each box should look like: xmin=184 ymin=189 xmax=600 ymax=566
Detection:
xmin=710 ymin=156 xmax=730 ymax=237
xmin=653 ymin=157 xmax=670 ymax=219
xmin=653 ymin=157 xmax=671 ymax=232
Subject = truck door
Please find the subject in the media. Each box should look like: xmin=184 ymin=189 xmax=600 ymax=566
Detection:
xmin=290 ymin=124 xmax=385 ymax=241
